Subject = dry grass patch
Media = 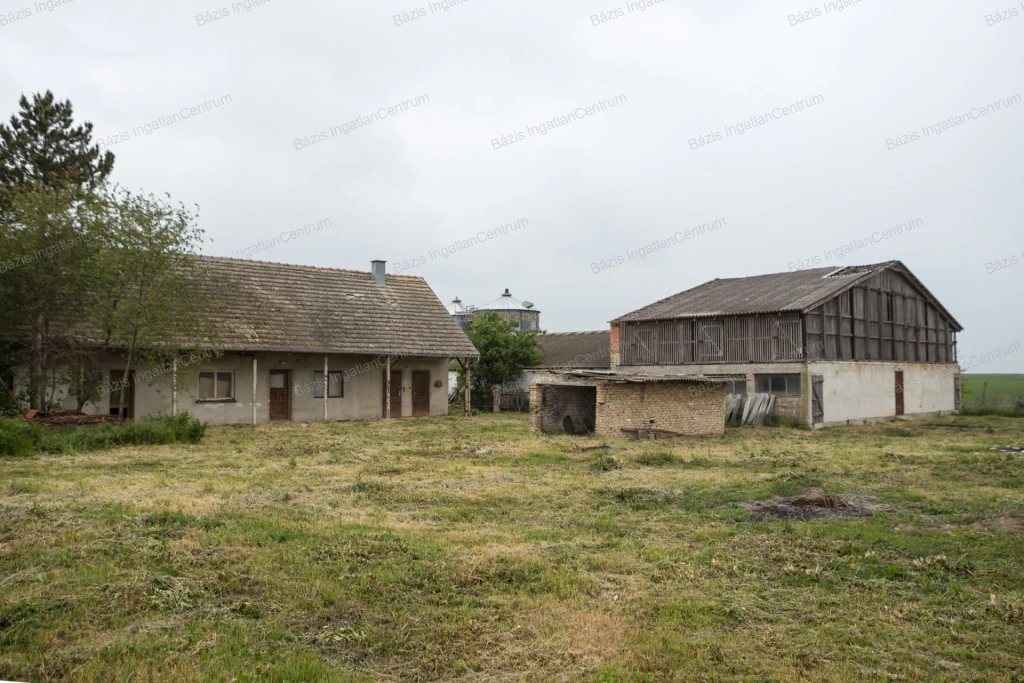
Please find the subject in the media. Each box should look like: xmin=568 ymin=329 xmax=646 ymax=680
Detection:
xmin=0 ymin=412 xmax=1022 ymax=681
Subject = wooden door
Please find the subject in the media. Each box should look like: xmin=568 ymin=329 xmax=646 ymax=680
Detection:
xmin=895 ymin=371 xmax=905 ymax=416
xmin=109 ymin=370 xmax=134 ymax=419
xmin=269 ymin=370 xmax=290 ymax=421
xmin=382 ymin=370 xmax=403 ymax=417
xmin=412 ymin=371 xmax=431 ymax=417
xmin=811 ymin=375 xmax=824 ymax=425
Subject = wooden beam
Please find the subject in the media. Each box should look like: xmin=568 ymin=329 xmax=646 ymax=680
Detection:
xmin=323 ymin=355 xmax=329 ymax=422
xmin=252 ymin=355 xmax=258 ymax=425
xmin=385 ymin=356 xmax=391 ymax=420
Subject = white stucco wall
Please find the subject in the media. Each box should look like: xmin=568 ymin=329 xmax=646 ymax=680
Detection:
xmin=808 ymin=361 xmax=959 ymax=426
xmin=612 ymin=360 xmax=959 ymax=427
xmin=27 ymin=352 xmax=450 ymax=425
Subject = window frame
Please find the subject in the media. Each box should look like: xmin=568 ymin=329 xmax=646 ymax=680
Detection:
xmin=313 ymin=370 xmax=344 ymax=399
xmin=754 ymin=373 xmax=801 ymax=396
xmin=198 ymin=369 xmax=235 ymax=401
xmin=726 ymin=379 xmax=747 ymax=395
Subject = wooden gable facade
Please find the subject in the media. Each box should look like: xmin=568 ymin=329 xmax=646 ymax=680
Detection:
xmin=617 ymin=265 xmax=960 ymax=366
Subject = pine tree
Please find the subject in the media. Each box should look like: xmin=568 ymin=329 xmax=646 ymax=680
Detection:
xmin=0 ymin=90 xmax=114 ymax=216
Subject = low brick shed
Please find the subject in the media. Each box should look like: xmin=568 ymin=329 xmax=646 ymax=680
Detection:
xmin=529 ymin=371 xmax=728 ymax=438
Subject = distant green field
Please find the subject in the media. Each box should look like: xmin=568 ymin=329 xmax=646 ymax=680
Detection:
xmin=961 ymin=374 xmax=1024 ymax=408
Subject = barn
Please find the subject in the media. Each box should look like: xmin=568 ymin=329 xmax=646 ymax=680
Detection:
xmin=608 ymin=261 xmax=962 ymax=427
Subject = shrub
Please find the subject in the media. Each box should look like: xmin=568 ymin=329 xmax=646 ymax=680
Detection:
xmin=0 ymin=419 xmax=41 ymax=457
xmin=1 ymin=413 xmax=207 ymax=455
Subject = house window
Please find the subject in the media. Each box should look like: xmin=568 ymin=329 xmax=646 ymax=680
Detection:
xmin=726 ymin=379 xmax=747 ymax=395
xmin=755 ymin=374 xmax=802 ymax=396
xmin=313 ymin=371 xmax=344 ymax=398
xmin=198 ymin=370 xmax=234 ymax=400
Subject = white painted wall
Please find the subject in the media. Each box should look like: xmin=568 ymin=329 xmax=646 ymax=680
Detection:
xmin=611 ymin=360 xmax=959 ymax=427
xmin=809 ymin=361 xmax=958 ymax=426
xmin=21 ymin=352 xmax=450 ymax=425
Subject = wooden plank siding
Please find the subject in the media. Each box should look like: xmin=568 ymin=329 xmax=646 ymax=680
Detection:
xmin=619 ymin=270 xmax=957 ymax=366
xmin=804 ymin=269 xmax=956 ymax=363
xmin=620 ymin=314 xmax=805 ymax=365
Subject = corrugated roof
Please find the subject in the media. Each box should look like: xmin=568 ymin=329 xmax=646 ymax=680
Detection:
xmin=530 ymin=332 xmax=611 ymax=369
xmin=544 ymin=370 xmax=731 ymax=384
xmin=612 ymin=261 xmax=960 ymax=329
xmin=191 ymin=256 xmax=479 ymax=357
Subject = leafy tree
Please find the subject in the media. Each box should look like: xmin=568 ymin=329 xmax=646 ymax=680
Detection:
xmin=95 ymin=188 xmax=214 ymax=422
xmin=0 ymin=185 xmax=214 ymax=414
xmin=0 ymin=91 xmax=114 ymax=218
xmin=459 ymin=311 xmax=543 ymax=401
xmin=0 ymin=185 xmax=109 ymax=410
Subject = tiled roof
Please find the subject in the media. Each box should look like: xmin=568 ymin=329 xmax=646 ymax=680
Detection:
xmin=530 ymin=331 xmax=611 ymax=369
xmin=192 ymin=257 xmax=478 ymax=357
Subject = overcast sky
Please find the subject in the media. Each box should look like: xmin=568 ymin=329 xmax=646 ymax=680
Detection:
xmin=2 ymin=0 xmax=1021 ymax=371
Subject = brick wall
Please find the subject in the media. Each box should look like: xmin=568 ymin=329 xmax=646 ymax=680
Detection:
xmin=530 ymin=384 xmax=597 ymax=433
xmin=595 ymin=381 xmax=725 ymax=437
xmin=609 ymin=324 xmax=620 ymax=368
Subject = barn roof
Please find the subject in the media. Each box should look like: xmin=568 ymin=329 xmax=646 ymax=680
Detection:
xmin=530 ymin=332 xmax=611 ymax=369
xmin=612 ymin=261 xmax=962 ymax=330
xmin=191 ymin=257 xmax=479 ymax=358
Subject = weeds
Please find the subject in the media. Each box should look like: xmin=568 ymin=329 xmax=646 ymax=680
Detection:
xmin=0 ymin=412 xmax=1022 ymax=681
xmin=0 ymin=413 xmax=206 ymax=456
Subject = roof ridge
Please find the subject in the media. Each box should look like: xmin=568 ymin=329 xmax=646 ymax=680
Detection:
xmin=199 ymin=254 xmax=427 ymax=280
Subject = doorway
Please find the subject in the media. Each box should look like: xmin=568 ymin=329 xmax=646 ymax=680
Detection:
xmin=895 ymin=371 xmax=905 ymax=416
xmin=382 ymin=370 xmax=403 ymax=417
xmin=536 ymin=384 xmax=596 ymax=434
xmin=109 ymin=370 xmax=135 ymax=420
xmin=269 ymin=370 xmax=291 ymax=421
xmin=412 ymin=371 xmax=431 ymax=417
xmin=811 ymin=375 xmax=824 ymax=425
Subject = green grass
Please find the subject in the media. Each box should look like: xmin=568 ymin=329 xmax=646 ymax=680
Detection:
xmin=962 ymin=374 xmax=1024 ymax=411
xmin=0 ymin=413 xmax=1022 ymax=681
xmin=0 ymin=413 xmax=207 ymax=456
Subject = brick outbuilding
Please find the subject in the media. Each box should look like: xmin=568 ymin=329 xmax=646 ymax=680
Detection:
xmin=529 ymin=370 xmax=727 ymax=438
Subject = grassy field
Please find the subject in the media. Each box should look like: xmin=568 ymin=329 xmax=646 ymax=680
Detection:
xmin=1 ymin=413 xmax=1023 ymax=682
xmin=962 ymin=374 xmax=1024 ymax=409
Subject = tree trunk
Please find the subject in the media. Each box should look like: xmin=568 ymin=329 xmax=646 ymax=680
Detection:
xmin=76 ymin=368 xmax=102 ymax=412
xmin=31 ymin=325 xmax=45 ymax=411
xmin=116 ymin=329 xmax=137 ymax=425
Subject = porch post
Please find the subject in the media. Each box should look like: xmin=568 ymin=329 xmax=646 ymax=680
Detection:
xmin=385 ymin=356 xmax=392 ymax=419
xmin=465 ymin=359 xmax=471 ymax=417
xmin=252 ymin=355 xmax=258 ymax=425
xmin=171 ymin=356 xmax=178 ymax=416
xmin=323 ymin=354 xmax=329 ymax=422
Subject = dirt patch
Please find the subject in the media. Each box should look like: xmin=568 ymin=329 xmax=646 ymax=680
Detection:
xmin=743 ymin=489 xmax=888 ymax=521
xmin=973 ymin=517 xmax=1023 ymax=532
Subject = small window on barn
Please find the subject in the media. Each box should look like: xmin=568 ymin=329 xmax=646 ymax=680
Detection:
xmin=314 ymin=371 xmax=344 ymax=398
xmin=198 ymin=370 xmax=234 ymax=400
xmin=726 ymin=379 xmax=747 ymax=395
xmin=755 ymin=374 xmax=801 ymax=396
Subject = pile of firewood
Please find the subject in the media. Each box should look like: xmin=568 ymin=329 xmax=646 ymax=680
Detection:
xmin=23 ymin=409 xmax=118 ymax=426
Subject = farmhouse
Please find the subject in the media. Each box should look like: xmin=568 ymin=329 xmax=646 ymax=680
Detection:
xmin=610 ymin=261 xmax=962 ymax=427
xmin=14 ymin=258 xmax=478 ymax=425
